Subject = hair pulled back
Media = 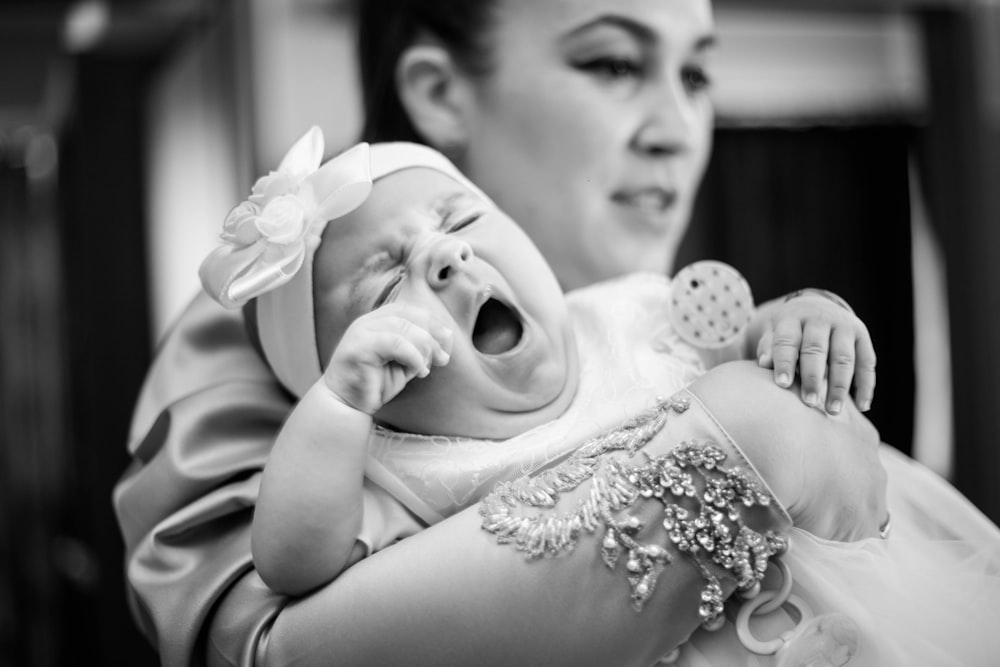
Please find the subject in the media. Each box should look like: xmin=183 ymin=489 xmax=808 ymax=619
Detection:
xmin=356 ymin=0 xmax=497 ymax=144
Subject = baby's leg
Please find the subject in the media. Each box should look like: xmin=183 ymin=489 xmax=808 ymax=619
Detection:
xmin=687 ymin=361 xmax=887 ymax=541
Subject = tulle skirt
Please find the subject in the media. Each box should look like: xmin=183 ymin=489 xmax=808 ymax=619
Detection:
xmin=677 ymin=445 xmax=1000 ymax=666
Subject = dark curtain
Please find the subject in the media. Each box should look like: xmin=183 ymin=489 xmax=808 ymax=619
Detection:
xmin=54 ymin=53 xmax=159 ymax=666
xmin=681 ymin=124 xmax=916 ymax=455
xmin=918 ymin=8 xmax=1000 ymax=522
xmin=0 ymin=131 xmax=68 ymax=667
xmin=0 ymin=56 xmax=161 ymax=667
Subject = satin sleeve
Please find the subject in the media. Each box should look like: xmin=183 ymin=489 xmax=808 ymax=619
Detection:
xmin=114 ymin=292 xmax=426 ymax=667
xmin=112 ymin=292 xmax=289 ymax=667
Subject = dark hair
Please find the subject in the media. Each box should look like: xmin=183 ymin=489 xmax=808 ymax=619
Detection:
xmin=356 ymin=0 xmax=497 ymax=144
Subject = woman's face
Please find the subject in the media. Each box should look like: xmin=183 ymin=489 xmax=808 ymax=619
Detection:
xmin=455 ymin=0 xmax=716 ymax=290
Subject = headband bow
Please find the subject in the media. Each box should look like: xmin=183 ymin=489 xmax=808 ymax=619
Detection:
xmin=199 ymin=127 xmax=373 ymax=308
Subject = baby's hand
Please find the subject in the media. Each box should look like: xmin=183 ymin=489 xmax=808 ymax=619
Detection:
xmin=323 ymin=304 xmax=453 ymax=414
xmin=755 ymin=292 xmax=876 ymax=414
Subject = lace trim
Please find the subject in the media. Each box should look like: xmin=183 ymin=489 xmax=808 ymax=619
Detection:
xmin=479 ymin=394 xmax=788 ymax=629
xmin=480 ymin=396 xmax=691 ymax=559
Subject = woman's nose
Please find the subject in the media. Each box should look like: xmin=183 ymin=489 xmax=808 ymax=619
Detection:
xmin=632 ymin=80 xmax=694 ymax=157
xmin=426 ymin=236 xmax=473 ymax=288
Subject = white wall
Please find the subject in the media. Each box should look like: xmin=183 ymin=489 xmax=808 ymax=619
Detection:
xmin=144 ymin=0 xmax=360 ymax=342
xmin=712 ymin=8 xmax=925 ymax=121
xmin=145 ymin=24 xmax=243 ymax=341
xmin=247 ymin=0 xmax=360 ymax=168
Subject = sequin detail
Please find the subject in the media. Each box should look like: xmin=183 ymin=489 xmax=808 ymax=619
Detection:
xmin=479 ymin=394 xmax=788 ymax=629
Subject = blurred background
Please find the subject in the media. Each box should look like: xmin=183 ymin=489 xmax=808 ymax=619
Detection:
xmin=0 ymin=0 xmax=997 ymax=664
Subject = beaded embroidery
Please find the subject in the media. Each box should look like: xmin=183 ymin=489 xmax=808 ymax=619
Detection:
xmin=479 ymin=393 xmax=788 ymax=629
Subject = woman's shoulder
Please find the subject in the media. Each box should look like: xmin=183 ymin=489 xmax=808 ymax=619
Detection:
xmin=156 ymin=291 xmax=273 ymax=382
xmin=128 ymin=291 xmax=284 ymax=447
xmin=565 ymin=271 xmax=671 ymax=319
xmin=567 ymin=270 xmax=670 ymax=298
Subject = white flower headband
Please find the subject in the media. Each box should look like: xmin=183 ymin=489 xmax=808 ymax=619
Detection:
xmin=200 ymin=126 xmax=492 ymax=397
xmin=199 ymin=126 xmax=373 ymax=309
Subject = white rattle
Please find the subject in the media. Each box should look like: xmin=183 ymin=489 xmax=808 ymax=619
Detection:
xmin=669 ymin=260 xmax=754 ymax=350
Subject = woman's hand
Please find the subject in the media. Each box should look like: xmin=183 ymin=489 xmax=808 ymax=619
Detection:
xmin=752 ymin=291 xmax=876 ymax=416
xmin=689 ymin=361 xmax=887 ymax=542
xmin=323 ymin=304 xmax=453 ymax=414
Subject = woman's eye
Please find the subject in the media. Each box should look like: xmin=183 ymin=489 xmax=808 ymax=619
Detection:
xmin=446 ymin=211 xmax=482 ymax=232
xmin=373 ymin=271 xmax=404 ymax=309
xmin=576 ymin=56 xmax=642 ymax=81
xmin=681 ymin=65 xmax=712 ymax=94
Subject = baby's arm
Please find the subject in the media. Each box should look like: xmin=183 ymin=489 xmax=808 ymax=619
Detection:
xmin=252 ymin=303 xmax=452 ymax=596
xmin=253 ymin=385 xmax=374 ymax=595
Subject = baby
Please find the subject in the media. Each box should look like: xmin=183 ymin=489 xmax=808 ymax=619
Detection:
xmin=199 ymin=127 xmax=874 ymax=599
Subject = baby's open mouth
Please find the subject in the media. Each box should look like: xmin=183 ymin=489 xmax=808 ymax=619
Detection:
xmin=472 ymin=298 xmax=523 ymax=355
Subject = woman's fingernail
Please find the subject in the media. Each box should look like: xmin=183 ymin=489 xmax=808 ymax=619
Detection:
xmin=804 ymin=392 xmax=819 ymax=407
xmin=829 ymin=400 xmax=842 ymax=414
xmin=777 ymin=373 xmax=791 ymax=387
xmin=858 ymin=399 xmax=872 ymax=412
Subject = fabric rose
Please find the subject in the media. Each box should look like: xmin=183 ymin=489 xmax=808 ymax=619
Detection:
xmin=199 ymin=127 xmax=373 ymax=309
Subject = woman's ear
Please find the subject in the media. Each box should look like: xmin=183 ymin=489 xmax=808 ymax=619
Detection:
xmin=396 ymin=44 xmax=471 ymax=152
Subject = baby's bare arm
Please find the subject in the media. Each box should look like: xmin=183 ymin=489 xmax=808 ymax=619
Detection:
xmin=252 ymin=384 xmax=373 ymax=596
xmin=253 ymin=304 xmax=451 ymax=595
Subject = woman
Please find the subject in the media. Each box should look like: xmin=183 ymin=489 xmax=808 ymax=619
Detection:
xmin=112 ymin=1 xmax=931 ymax=665
xmin=364 ymin=0 xmax=713 ymax=291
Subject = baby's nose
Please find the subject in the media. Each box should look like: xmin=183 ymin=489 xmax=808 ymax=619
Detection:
xmin=427 ymin=237 xmax=473 ymax=288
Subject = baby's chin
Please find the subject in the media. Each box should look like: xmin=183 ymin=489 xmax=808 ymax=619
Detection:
xmin=376 ymin=385 xmax=577 ymax=440
xmin=378 ymin=327 xmax=580 ymax=439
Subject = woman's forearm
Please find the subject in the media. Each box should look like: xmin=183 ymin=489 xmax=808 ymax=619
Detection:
xmin=262 ymin=388 xmax=792 ymax=667
xmin=263 ymin=495 xmax=720 ymax=667
xmin=260 ymin=363 xmax=885 ymax=666
xmin=687 ymin=361 xmax=887 ymax=541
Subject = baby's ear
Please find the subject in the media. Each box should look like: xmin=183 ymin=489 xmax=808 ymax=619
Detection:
xmin=396 ymin=42 xmax=471 ymax=153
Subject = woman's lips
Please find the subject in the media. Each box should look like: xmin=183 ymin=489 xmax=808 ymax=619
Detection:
xmin=472 ymin=297 xmax=524 ymax=355
xmin=610 ymin=188 xmax=679 ymax=234
xmin=611 ymin=188 xmax=678 ymax=213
